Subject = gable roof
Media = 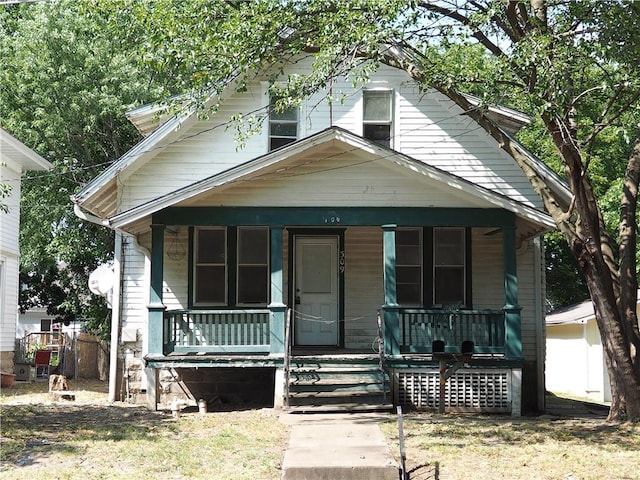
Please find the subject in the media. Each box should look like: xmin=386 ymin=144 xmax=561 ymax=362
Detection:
xmin=89 ymin=126 xmax=555 ymax=234
xmin=546 ymin=290 xmax=640 ymax=326
xmin=0 ymin=128 xmax=53 ymax=172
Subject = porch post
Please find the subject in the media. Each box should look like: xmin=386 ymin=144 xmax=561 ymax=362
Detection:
xmin=148 ymin=224 xmax=166 ymax=358
xmin=269 ymin=226 xmax=286 ymax=356
xmin=503 ymin=225 xmax=522 ymax=358
xmin=382 ymin=224 xmax=400 ymax=356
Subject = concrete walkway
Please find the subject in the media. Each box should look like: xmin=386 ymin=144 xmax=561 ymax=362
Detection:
xmin=280 ymin=413 xmax=399 ymax=480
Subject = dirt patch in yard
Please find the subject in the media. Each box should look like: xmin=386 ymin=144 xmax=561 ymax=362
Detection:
xmin=0 ymin=379 xmax=288 ymax=480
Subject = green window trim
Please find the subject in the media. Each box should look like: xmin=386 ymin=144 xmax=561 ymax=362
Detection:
xmin=190 ymin=226 xmax=270 ymax=308
xmin=396 ymin=226 xmax=473 ymax=308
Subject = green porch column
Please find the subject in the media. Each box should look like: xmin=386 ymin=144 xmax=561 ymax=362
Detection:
xmin=503 ymin=225 xmax=522 ymax=358
xmin=148 ymin=224 xmax=166 ymax=357
xmin=381 ymin=224 xmax=400 ymax=356
xmin=269 ymin=226 xmax=286 ymax=355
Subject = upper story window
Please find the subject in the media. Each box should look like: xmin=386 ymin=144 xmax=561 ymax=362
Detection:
xmin=269 ymin=97 xmax=298 ymax=151
xmin=363 ymin=89 xmax=392 ymax=148
xmin=193 ymin=226 xmax=269 ymax=307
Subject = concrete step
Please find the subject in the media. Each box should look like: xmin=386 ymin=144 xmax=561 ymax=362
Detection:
xmin=286 ymin=402 xmax=394 ymax=413
xmin=281 ymin=419 xmax=398 ymax=479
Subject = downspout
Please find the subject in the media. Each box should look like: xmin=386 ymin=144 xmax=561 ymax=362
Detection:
xmin=73 ymin=203 xmax=121 ymax=402
xmin=73 ymin=203 xmax=120 ymax=402
xmin=74 ymin=203 xmax=154 ymax=401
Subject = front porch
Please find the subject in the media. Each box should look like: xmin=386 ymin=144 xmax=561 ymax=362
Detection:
xmin=141 ymin=206 xmax=527 ymax=413
xmin=143 ymin=307 xmax=521 ymax=413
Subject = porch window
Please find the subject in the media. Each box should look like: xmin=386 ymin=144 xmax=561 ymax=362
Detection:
xmin=396 ymin=229 xmax=422 ymax=305
xmin=194 ymin=227 xmax=227 ymax=305
xmin=237 ymin=227 xmax=269 ymax=305
xmin=363 ymin=89 xmax=392 ymax=148
xmin=40 ymin=319 xmax=52 ymax=332
xmin=269 ymin=97 xmax=298 ymax=151
xmin=433 ymin=227 xmax=466 ymax=306
xmin=193 ymin=226 xmax=269 ymax=306
xmin=395 ymin=227 xmax=468 ymax=307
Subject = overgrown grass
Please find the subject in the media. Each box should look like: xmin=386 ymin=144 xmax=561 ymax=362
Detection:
xmin=381 ymin=413 xmax=640 ymax=480
xmin=3 ymin=381 xmax=639 ymax=479
xmin=1 ymin=381 xmax=288 ymax=480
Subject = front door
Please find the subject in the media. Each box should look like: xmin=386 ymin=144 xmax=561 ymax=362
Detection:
xmin=294 ymin=236 xmax=339 ymax=346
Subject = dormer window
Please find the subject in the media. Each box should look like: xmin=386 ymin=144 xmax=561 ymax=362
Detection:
xmin=269 ymin=97 xmax=298 ymax=151
xmin=363 ymin=89 xmax=392 ymax=148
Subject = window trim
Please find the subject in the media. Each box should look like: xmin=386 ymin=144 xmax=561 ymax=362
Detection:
xmin=362 ymin=88 xmax=394 ymax=148
xmin=235 ymin=226 xmax=270 ymax=307
xmin=191 ymin=226 xmax=270 ymax=308
xmin=193 ymin=226 xmax=228 ymax=307
xmin=432 ymin=227 xmax=467 ymax=307
xmin=268 ymin=95 xmax=299 ymax=151
xmin=396 ymin=227 xmax=472 ymax=308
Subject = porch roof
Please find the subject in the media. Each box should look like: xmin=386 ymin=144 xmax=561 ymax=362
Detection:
xmin=99 ymin=127 xmax=555 ymax=234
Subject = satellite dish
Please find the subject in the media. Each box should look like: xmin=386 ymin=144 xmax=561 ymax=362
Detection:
xmin=89 ymin=263 xmax=114 ymax=296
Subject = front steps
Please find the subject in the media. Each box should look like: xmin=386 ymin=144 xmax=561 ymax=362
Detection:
xmin=286 ymin=355 xmax=393 ymax=413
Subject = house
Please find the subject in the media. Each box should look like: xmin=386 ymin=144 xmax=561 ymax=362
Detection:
xmin=545 ymin=291 xmax=640 ymax=403
xmin=72 ymin=58 xmax=569 ymax=414
xmin=0 ymin=128 xmax=53 ymax=375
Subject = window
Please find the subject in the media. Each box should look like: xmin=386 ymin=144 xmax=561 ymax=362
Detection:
xmin=363 ymin=89 xmax=392 ymax=147
xmin=433 ymin=228 xmax=466 ymax=306
xmin=194 ymin=228 xmax=227 ymax=305
xmin=237 ymin=227 xmax=269 ymax=304
xmin=40 ymin=319 xmax=52 ymax=332
xmin=395 ymin=227 xmax=468 ymax=307
xmin=194 ymin=227 xmax=269 ymax=306
xmin=269 ymin=97 xmax=298 ymax=151
xmin=396 ymin=229 xmax=422 ymax=305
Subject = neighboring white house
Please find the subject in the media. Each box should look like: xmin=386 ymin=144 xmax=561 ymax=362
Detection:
xmin=0 ymin=128 xmax=52 ymax=374
xmin=17 ymin=308 xmax=78 ymax=338
xmin=72 ymin=57 xmax=571 ymax=414
xmin=546 ymin=291 xmax=640 ymax=403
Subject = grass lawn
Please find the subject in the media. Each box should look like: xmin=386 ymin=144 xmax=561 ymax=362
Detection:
xmin=2 ymin=380 xmax=639 ymax=480
xmin=0 ymin=380 xmax=288 ymax=480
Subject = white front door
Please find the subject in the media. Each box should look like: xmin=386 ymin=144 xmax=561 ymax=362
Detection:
xmin=294 ymin=236 xmax=339 ymax=346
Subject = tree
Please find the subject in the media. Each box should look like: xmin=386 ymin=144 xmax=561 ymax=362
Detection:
xmin=0 ymin=2 xmax=172 ymax=339
xmin=96 ymin=0 xmax=639 ymax=420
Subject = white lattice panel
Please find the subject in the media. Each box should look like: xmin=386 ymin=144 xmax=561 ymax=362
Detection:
xmin=395 ymin=368 xmax=512 ymax=413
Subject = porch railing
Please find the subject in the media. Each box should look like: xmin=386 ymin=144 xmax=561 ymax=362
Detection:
xmin=399 ymin=308 xmax=505 ymax=354
xmin=164 ymin=309 xmax=271 ymax=354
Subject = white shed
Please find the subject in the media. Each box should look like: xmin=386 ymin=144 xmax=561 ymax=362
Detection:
xmin=546 ymin=291 xmax=640 ymax=403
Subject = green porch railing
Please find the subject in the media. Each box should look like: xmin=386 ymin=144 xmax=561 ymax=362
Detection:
xmin=164 ymin=309 xmax=271 ymax=354
xmin=399 ymin=309 xmax=506 ymax=354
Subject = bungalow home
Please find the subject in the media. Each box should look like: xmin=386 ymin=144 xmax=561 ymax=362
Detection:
xmin=72 ymin=58 xmax=569 ymax=414
xmin=546 ymin=291 xmax=640 ymax=404
xmin=0 ymin=128 xmax=53 ymax=375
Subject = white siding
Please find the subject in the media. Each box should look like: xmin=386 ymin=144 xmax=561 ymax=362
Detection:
xmin=343 ymin=227 xmax=384 ymax=349
xmin=0 ymin=256 xmax=18 ymax=352
xmin=162 ymin=226 xmax=189 ymax=309
xmin=120 ymin=237 xmax=150 ymax=336
xmin=517 ymin=241 xmax=539 ymax=361
xmin=471 ymin=229 xmax=504 ymax=310
xmin=181 ymin=153 xmax=494 ymax=209
xmin=0 ymin=162 xmax=21 ymax=354
xmin=0 ymin=162 xmax=21 ymax=256
xmin=118 ymin=60 xmax=542 ymax=214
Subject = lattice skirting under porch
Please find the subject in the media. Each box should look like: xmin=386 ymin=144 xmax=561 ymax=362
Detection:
xmin=393 ymin=368 xmax=517 ymax=413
